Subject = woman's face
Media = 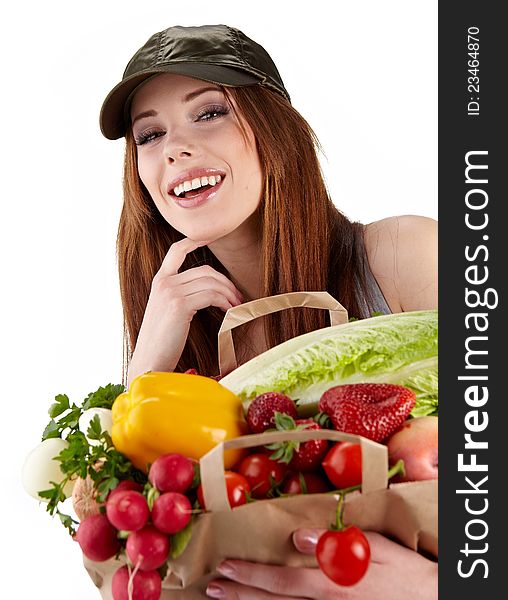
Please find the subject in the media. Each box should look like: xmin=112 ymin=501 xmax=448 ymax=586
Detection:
xmin=130 ymin=73 xmax=263 ymax=242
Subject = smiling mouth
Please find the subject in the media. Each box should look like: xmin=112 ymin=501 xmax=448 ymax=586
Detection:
xmin=171 ymin=174 xmax=224 ymax=199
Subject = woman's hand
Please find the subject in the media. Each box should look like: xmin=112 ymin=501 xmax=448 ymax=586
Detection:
xmin=205 ymin=529 xmax=437 ymax=599
xmin=127 ymin=237 xmax=243 ymax=385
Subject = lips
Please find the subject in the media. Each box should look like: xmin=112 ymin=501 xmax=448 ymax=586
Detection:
xmin=173 ymin=181 xmax=224 ymax=208
xmin=167 ymin=168 xmax=226 ymax=209
xmin=167 ymin=168 xmax=226 ymax=196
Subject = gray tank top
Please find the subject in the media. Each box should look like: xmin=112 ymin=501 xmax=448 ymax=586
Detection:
xmin=358 ymin=262 xmax=392 ymax=316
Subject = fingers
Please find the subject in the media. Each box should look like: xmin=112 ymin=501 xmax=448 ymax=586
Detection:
xmin=356 ymin=531 xmax=415 ymax=564
xmin=176 ymin=265 xmax=243 ymax=304
xmin=155 ymin=239 xmax=244 ymax=308
xmin=182 ymin=283 xmax=239 ymax=312
xmin=185 ymin=289 xmax=236 ymax=313
xmin=211 ymin=537 xmax=438 ymax=600
xmin=207 ymin=561 xmax=327 ymax=599
xmin=206 ymin=580 xmax=300 ymax=599
xmin=293 ymin=527 xmax=423 ymax=565
xmin=292 ymin=528 xmax=326 ymax=555
xmin=158 ymin=237 xmax=209 ymax=276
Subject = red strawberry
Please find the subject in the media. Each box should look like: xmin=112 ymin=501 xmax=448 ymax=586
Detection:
xmin=319 ymin=383 xmax=416 ymax=442
xmin=266 ymin=414 xmax=329 ymax=472
xmin=247 ymin=392 xmax=298 ymax=433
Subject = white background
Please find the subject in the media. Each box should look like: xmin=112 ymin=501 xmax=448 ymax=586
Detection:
xmin=1 ymin=1 xmax=436 ymax=597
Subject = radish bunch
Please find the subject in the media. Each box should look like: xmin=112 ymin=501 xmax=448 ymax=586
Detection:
xmin=75 ymin=453 xmax=196 ymax=600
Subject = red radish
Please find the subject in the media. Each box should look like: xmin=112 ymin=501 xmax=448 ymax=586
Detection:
xmin=112 ymin=565 xmax=161 ymax=600
xmin=148 ymin=453 xmax=195 ymax=494
xmin=126 ymin=526 xmax=170 ymax=571
xmin=151 ymin=492 xmax=192 ymax=534
xmin=106 ymin=490 xmax=150 ymax=532
xmin=76 ymin=514 xmax=120 ymax=561
xmin=108 ymin=480 xmax=144 ymax=502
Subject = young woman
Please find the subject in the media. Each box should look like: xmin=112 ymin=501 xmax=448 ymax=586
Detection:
xmin=100 ymin=24 xmax=437 ymax=599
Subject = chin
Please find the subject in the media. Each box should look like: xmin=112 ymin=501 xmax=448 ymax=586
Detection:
xmin=171 ymin=213 xmax=257 ymax=244
xmin=166 ymin=225 xmax=228 ymax=246
xmin=160 ymin=199 xmax=261 ymax=245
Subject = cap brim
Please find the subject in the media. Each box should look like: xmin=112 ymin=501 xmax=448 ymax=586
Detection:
xmin=100 ymin=63 xmax=262 ymax=140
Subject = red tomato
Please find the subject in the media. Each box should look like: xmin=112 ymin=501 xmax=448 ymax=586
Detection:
xmin=322 ymin=442 xmax=362 ymax=489
xmin=237 ymin=453 xmax=287 ymax=498
xmin=282 ymin=472 xmax=330 ymax=495
xmin=316 ymin=526 xmax=370 ymax=586
xmin=197 ymin=471 xmax=250 ymax=509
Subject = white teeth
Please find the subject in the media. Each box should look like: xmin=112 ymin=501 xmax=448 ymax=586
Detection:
xmin=172 ymin=174 xmax=223 ymax=197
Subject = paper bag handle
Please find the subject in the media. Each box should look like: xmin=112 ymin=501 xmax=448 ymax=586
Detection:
xmin=218 ymin=291 xmax=348 ymax=375
xmin=199 ymin=429 xmax=388 ymax=512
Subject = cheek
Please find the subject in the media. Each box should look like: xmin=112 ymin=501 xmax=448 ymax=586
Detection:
xmin=234 ymin=146 xmax=263 ymax=200
xmin=137 ymin=154 xmax=160 ymax=196
xmin=245 ymin=160 xmax=263 ymax=206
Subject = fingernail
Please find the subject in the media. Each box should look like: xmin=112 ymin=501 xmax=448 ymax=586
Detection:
xmin=206 ymin=584 xmax=225 ymax=598
xmin=294 ymin=529 xmax=319 ymax=550
xmin=217 ymin=561 xmax=236 ymax=577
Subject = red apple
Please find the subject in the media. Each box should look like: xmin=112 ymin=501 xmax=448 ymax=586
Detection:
xmin=386 ymin=416 xmax=438 ymax=482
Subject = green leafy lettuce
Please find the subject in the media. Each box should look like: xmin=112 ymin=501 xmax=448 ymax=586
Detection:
xmin=220 ymin=310 xmax=438 ymax=417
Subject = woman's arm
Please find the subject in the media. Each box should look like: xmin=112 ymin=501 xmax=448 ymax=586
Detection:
xmin=364 ymin=215 xmax=438 ymax=312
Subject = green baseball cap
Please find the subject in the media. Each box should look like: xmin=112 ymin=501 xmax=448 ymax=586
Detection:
xmin=99 ymin=24 xmax=290 ymax=140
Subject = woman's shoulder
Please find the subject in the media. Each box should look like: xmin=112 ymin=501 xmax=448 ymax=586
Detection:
xmin=363 ymin=215 xmax=437 ymax=312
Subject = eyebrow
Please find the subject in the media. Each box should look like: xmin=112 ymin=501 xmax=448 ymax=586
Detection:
xmin=131 ymin=86 xmax=223 ymax=126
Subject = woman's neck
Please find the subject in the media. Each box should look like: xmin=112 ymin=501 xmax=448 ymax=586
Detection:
xmin=207 ymin=211 xmax=262 ymax=301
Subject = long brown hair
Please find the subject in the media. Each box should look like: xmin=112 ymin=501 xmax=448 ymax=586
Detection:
xmin=117 ymin=85 xmax=379 ymax=383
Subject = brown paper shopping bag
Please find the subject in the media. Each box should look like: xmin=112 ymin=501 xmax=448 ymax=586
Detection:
xmin=84 ymin=429 xmax=437 ymax=599
xmin=84 ymin=292 xmax=437 ymax=598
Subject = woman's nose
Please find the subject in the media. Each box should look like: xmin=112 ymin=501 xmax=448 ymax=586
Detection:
xmin=163 ymin=133 xmax=196 ymax=163
xmin=166 ymin=148 xmax=192 ymax=163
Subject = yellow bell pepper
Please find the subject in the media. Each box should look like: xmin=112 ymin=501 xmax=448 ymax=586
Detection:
xmin=111 ymin=372 xmax=247 ymax=472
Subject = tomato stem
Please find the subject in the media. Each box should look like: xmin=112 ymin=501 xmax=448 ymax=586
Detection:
xmin=335 ymin=493 xmax=345 ymax=530
xmin=330 ymin=459 xmax=406 ymax=530
xmin=327 ymin=458 xmax=407 ymax=497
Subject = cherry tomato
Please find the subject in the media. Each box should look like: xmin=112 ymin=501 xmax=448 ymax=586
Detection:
xmin=322 ymin=442 xmax=362 ymax=489
xmin=237 ymin=453 xmax=287 ymax=498
xmin=282 ymin=472 xmax=329 ymax=495
xmin=197 ymin=471 xmax=250 ymax=509
xmin=316 ymin=526 xmax=370 ymax=586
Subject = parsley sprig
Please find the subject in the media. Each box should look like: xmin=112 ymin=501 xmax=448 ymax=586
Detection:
xmin=38 ymin=383 xmax=146 ymax=536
